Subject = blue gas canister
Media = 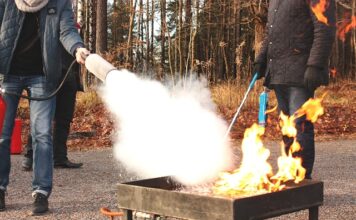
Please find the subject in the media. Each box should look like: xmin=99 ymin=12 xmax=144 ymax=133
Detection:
xmin=258 ymin=89 xmax=269 ymax=126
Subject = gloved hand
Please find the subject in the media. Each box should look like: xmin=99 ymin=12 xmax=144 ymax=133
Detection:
xmin=304 ymin=66 xmax=323 ymax=92
xmin=75 ymin=47 xmax=90 ymax=64
xmin=253 ymin=62 xmax=266 ymax=79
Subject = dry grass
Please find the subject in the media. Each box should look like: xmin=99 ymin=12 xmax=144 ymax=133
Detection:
xmin=211 ymin=80 xmax=277 ymax=112
xmin=210 ymin=79 xmax=356 ymax=140
xmin=211 ymin=79 xmax=356 ymax=110
xmin=76 ymin=90 xmax=103 ymax=109
xmin=73 ymin=78 xmax=356 ymax=114
xmin=316 ymin=80 xmax=356 ymax=106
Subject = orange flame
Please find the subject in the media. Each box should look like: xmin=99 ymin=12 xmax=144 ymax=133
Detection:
xmin=311 ymin=0 xmax=330 ymax=25
xmin=295 ymin=94 xmax=325 ymax=123
xmin=213 ymin=96 xmax=325 ymax=197
xmin=272 ymin=141 xmax=306 ymax=183
xmin=279 ymin=113 xmax=297 ymax=137
xmin=213 ymin=124 xmax=281 ymax=196
xmin=265 ymin=105 xmax=278 ymax=114
xmin=337 ymin=16 xmax=356 ymax=41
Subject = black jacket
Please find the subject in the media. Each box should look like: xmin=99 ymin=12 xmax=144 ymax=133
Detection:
xmin=256 ymin=0 xmax=336 ymax=87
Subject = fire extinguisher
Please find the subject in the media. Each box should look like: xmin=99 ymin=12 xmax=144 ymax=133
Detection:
xmin=258 ymin=87 xmax=269 ymax=127
xmin=0 ymin=94 xmax=6 ymax=135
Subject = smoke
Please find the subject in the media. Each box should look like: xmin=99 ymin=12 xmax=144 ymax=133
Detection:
xmin=100 ymin=69 xmax=233 ymax=185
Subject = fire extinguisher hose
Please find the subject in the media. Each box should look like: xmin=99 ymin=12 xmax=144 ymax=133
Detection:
xmin=100 ymin=207 xmax=124 ymax=220
xmin=224 ymin=73 xmax=259 ymax=138
xmin=0 ymin=60 xmax=77 ymax=101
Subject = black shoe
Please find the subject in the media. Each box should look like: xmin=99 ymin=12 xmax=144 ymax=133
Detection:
xmin=32 ymin=193 xmax=48 ymax=215
xmin=22 ymin=157 xmax=33 ymax=171
xmin=54 ymin=159 xmax=83 ymax=169
xmin=0 ymin=190 xmax=5 ymax=211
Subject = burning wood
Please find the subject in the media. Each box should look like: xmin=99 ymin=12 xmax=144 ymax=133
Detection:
xmin=212 ymin=96 xmax=325 ymax=197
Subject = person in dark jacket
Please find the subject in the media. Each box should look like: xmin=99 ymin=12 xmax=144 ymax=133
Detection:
xmin=254 ymin=0 xmax=336 ymax=179
xmin=21 ymin=47 xmax=83 ymax=171
xmin=0 ymin=0 xmax=89 ymax=215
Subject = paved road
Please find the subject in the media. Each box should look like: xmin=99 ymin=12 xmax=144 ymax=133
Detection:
xmin=0 ymin=140 xmax=355 ymax=220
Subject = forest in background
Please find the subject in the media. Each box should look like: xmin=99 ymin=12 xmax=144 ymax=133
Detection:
xmin=73 ymin=0 xmax=355 ymax=90
xmin=17 ymin=0 xmax=356 ymax=149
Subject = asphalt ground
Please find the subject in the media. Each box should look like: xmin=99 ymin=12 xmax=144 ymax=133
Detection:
xmin=0 ymin=139 xmax=355 ymax=220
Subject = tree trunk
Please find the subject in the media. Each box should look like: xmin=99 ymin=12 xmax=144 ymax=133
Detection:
xmin=145 ymin=0 xmax=150 ymax=72
xmin=140 ymin=0 xmax=144 ymax=64
xmin=178 ymin=0 xmax=183 ymax=77
xmin=126 ymin=0 xmax=138 ymax=66
xmin=82 ymin=0 xmax=90 ymax=91
xmin=207 ymin=0 xmax=212 ymax=80
xmin=184 ymin=0 xmax=192 ymax=75
xmin=233 ymin=0 xmax=241 ymax=80
xmin=151 ymin=0 xmax=155 ymax=66
xmin=112 ymin=0 xmax=118 ymax=45
xmin=160 ymin=0 xmax=166 ymax=74
xmin=96 ymin=0 xmax=108 ymax=54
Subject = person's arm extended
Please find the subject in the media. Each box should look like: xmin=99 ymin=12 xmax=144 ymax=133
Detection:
xmin=59 ymin=0 xmax=85 ymax=57
xmin=307 ymin=0 xmax=336 ymax=68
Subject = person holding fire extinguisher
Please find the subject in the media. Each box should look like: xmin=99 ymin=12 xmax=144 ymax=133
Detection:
xmin=0 ymin=0 xmax=89 ymax=215
xmin=21 ymin=22 xmax=84 ymax=171
xmin=253 ymin=0 xmax=336 ymax=179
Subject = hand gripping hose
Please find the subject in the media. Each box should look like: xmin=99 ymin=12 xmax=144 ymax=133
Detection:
xmin=224 ymin=73 xmax=258 ymax=138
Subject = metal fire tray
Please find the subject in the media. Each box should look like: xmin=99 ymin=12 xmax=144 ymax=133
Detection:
xmin=117 ymin=176 xmax=323 ymax=220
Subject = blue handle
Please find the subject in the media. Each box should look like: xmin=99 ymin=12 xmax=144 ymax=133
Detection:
xmin=258 ymin=91 xmax=268 ymax=126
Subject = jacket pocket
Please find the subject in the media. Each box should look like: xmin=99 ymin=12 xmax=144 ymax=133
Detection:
xmin=285 ymin=55 xmax=308 ymax=85
xmin=290 ymin=34 xmax=313 ymax=55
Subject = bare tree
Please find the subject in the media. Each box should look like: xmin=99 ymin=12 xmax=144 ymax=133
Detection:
xmin=126 ymin=0 xmax=138 ymax=66
xmin=96 ymin=0 xmax=108 ymax=54
xmin=160 ymin=0 xmax=166 ymax=75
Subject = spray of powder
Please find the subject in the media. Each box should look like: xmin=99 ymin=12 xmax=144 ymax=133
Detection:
xmin=100 ymin=69 xmax=233 ymax=185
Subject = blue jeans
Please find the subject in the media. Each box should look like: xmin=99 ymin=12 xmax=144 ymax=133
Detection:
xmin=0 ymin=75 xmax=55 ymax=196
xmin=273 ymin=85 xmax=315 ymax=179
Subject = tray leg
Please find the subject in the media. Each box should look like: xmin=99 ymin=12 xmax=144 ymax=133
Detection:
xmin=153 ymin=214 xmax=161 ymax=220
xmin=309 ymin=206 xmax=319 ymax=220
xmin=122 ymin=209 xmax=133 ymax=220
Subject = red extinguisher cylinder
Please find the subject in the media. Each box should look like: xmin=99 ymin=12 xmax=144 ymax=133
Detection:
xmin=0 ymin=95 xmax=6 ymax=136
xmin=11 ymin=119 xmax=22 ymax=154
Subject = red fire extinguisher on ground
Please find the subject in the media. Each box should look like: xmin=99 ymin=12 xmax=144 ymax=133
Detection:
xmin=11 ymin=119 xmax=22 ymax=154
xmin=0 ymin=94 xmax=22 ymax=154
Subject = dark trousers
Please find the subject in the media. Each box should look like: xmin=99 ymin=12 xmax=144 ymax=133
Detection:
xmin=273 ymin=85 xmax=315 ymax=179
xmin=24 ymin=69 xmax=78 ymax=163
